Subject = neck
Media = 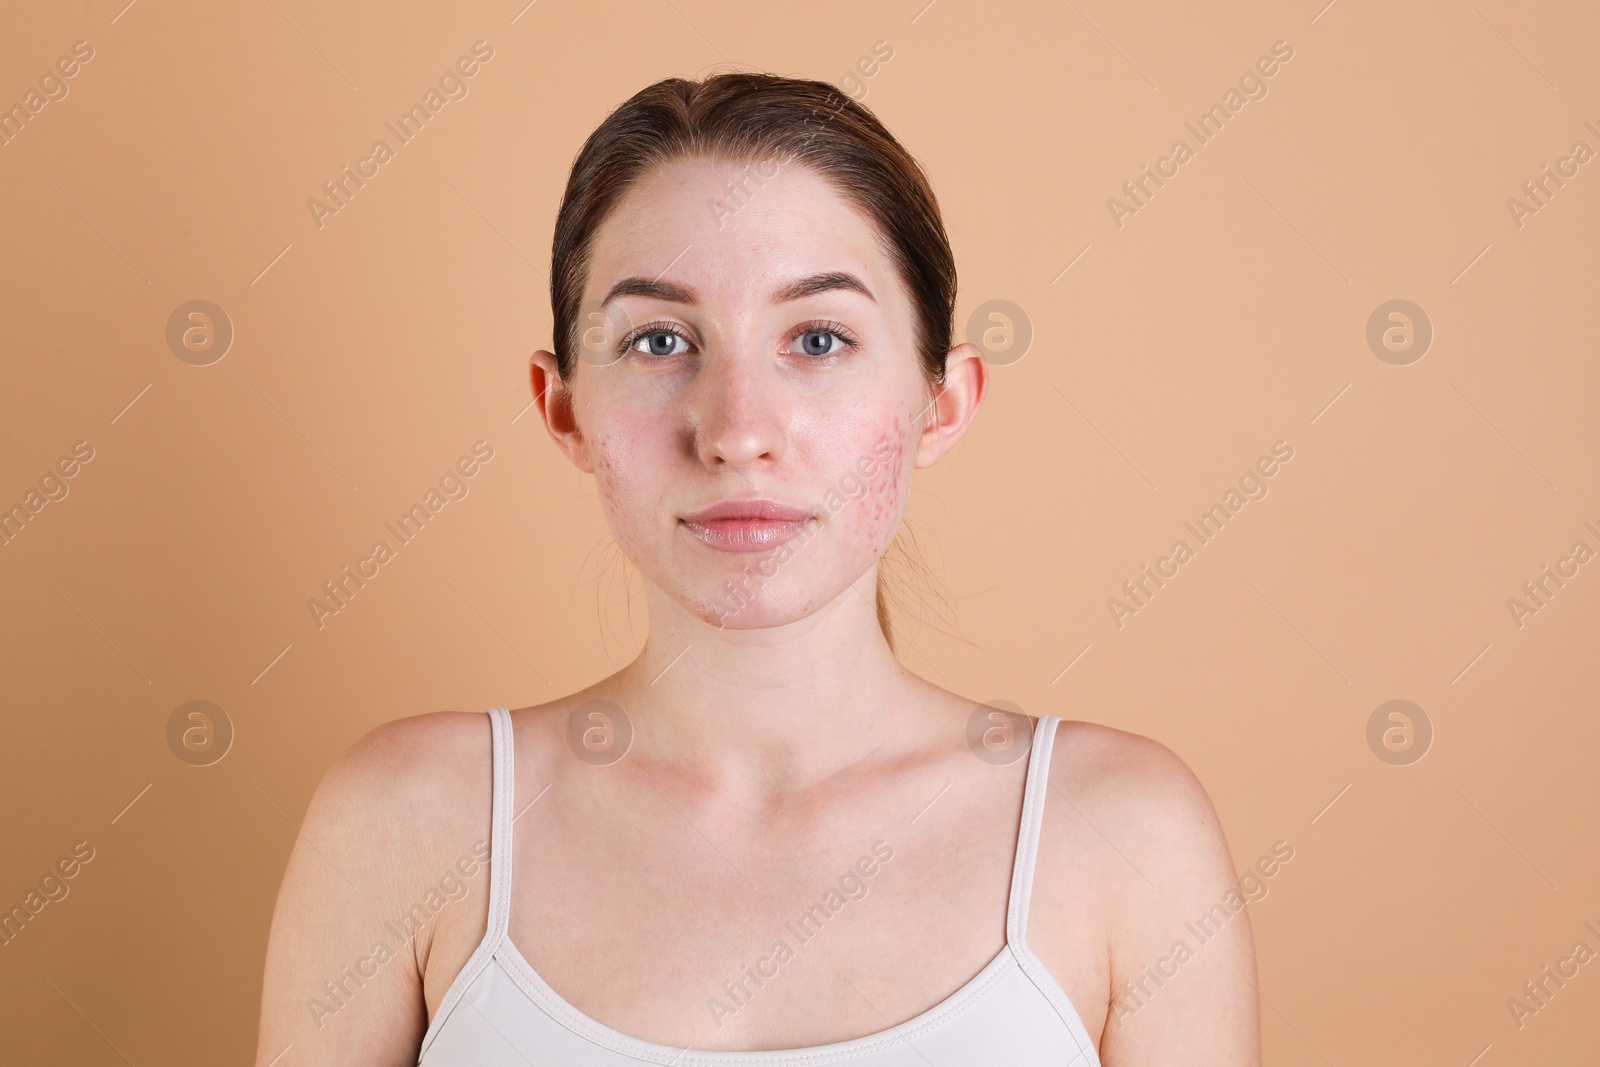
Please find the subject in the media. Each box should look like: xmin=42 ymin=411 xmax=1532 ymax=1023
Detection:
xmin=612 ymin=569 xmax=922 ymax=792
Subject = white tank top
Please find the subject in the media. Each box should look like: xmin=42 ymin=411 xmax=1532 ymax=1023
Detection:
xmin=416 ymin=707 xmax=1103 ymax=1065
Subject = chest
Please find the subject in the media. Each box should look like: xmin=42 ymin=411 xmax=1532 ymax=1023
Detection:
xmin=505 ymin=770 xmax=1024 ymax=1048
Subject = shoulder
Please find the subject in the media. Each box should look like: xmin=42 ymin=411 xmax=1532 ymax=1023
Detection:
xmin=316 ymin=710 xmax=491 ymax=809
xmin=1041 ymin=719 xmax=1239 ymax=910
xmin=1033 ymin=720 xmax=1260 ymax=1055
xmin=257 ymin=711 xmax=499 ymax=1064
xmin=300 ymin=711 xmax=494 ymax=848
xmin=1046 ymin=720 xmax=1225 ymax=857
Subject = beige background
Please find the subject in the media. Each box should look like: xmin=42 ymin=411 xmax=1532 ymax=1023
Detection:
xmin=2 ymin=0 xmax=1597 ymax=1062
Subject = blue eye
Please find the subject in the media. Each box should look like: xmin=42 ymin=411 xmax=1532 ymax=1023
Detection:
xmin=627 ymin=328 xmax=691 ymax=357
xmin=617 ymin=320 xmax=860 ymax=360
xmin=790 ymin=321 xmax=860 ymax=359
xmin=796 ymin=330 xmax=842 ymax=357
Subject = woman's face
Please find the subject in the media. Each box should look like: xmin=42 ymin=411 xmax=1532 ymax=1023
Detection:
xmin=541 ymin=155 xmax=962 ymax=631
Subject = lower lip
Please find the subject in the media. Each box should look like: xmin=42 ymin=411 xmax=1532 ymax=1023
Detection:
xmin=680 ymin=517 xmax=812 ymax=552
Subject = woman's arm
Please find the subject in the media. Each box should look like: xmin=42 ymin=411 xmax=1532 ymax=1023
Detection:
xmin=255 ymin=713 xmax=490 ymax=1066
xmin=1039 ymin=724 xmax=1263 ymax=1065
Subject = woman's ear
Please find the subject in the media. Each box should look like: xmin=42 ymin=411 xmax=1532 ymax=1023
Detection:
xmin=914 ymin=342 xmax=988 ymax=468
xmin=530 ymin=350 xmax=594 ymax=473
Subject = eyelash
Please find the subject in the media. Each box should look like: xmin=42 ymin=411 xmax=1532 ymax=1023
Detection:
xmin=617 ymin=320 xmax=861 ymax=360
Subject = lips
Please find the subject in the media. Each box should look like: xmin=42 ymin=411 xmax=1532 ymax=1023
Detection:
xmin=680 ymin=497 xmax=818 ymax=552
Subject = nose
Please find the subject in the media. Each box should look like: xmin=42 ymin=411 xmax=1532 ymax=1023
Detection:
xmin=685 ymin=345 xmax=786 ymax=470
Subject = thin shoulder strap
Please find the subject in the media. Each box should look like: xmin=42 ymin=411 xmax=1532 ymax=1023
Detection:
xmin=1005 ymin=714 xmax=1060 ymax=947
xmin=414 ymin=707 xmax=518 ymax=1059
xmin=484 ymin=705 xmax=516 ymax=945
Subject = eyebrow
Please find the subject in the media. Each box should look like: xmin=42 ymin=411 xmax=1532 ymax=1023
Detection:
xmin=599 ymin=270 xmax=876 ymax=308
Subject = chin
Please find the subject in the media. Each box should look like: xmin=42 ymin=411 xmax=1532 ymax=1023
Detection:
xmin=689 ymin=583 xmax=815 ymax=631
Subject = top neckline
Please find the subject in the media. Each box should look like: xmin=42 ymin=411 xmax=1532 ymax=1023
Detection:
xmin=494 ymin=932 xmax=1025 ymax=1063
xmin=419 ymin=707 xmax=1065 ymax=1062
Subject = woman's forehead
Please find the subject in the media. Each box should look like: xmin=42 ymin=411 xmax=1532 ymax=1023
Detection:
xmin=584 ymin=157 xmax=902 ymax=308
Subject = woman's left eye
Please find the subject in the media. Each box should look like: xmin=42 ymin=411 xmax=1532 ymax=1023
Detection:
xmin=789 ymin=324 xmax=859 ymax=358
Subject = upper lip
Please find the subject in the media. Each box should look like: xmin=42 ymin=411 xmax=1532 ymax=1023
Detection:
xmin=681 ymin=497 xmax=814 ymax=523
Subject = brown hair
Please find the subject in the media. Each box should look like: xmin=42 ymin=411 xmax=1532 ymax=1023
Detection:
xmin=548 ymin=72 xmax=956 ymax=650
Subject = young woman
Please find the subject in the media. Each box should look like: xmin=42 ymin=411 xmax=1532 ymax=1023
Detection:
xmin=257 ymin=72 xmax=1260 ymax=1066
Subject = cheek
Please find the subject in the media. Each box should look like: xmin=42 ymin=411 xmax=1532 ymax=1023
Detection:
xmin=590 ymin=430 xmax=659 ymax=544
xmin=832 ymin=418 xmax=909 ymax=556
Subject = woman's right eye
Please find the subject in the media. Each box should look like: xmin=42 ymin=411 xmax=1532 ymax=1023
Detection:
xmin=628 ymin=329 xmax=691 ymax=358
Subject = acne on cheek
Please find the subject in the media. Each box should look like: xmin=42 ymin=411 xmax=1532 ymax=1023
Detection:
xmin=837 ymin=421 xmax=908 ymax=558
xmin=590 ymin=436 xmax=638 ymax=531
